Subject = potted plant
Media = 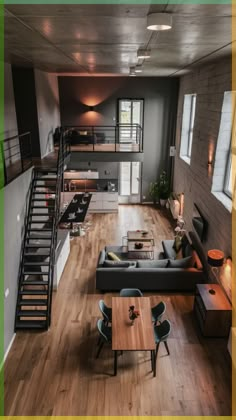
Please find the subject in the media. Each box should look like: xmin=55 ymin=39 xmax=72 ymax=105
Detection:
xmin=149 ymin=181 xmax=159 ymax=204
xmin=157 ymin=170 xmax=170 ymax=207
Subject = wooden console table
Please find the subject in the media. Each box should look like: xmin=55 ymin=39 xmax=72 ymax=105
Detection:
xmin=194 ymin=284 xmax=231 ymax=337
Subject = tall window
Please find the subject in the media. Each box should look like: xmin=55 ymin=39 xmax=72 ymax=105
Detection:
xmin=212 ymin=91 xmax=236 ymax=211
xmin=180 ymin=93 xmax=197 ymax=164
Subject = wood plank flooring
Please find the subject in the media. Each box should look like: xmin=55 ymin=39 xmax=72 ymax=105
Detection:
xmin=4 ymin=205 xmax=231 ymax=416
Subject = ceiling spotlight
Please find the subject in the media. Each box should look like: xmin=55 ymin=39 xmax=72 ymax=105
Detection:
xmin=129 ymin=66 xmax=136 ymax=76
xmin=135 ymin=65 xmax=143 ymax=73
xmin=137 ymin=49 xmax=151 ymax=59
xmin=147 ymin=13 xmax=172 ymax=31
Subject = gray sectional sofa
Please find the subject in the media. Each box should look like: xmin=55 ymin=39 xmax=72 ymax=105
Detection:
xmin=96 ymin=231 xmax=208 ymax=292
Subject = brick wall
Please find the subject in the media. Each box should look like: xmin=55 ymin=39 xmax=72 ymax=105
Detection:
xmin=173 ymin=58 xmax=232 ymax=296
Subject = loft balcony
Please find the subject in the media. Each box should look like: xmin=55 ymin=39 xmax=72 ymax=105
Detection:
xmin=61 ymin=124 xmax=143 ymax=153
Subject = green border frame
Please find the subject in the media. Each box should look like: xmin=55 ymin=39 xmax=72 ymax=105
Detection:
xmin=0 ymin=0 xmax=234 ymax=419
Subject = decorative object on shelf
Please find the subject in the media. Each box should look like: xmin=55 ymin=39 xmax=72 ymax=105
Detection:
xmin=207 ymin=249 xmax=225 ymax=292
xmin=129 ymin=305 xmax=140 ymax=325
xmin=135 ymin=242 xmax=143 ymax=249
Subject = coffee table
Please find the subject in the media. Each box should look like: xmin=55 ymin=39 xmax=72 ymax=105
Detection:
xmin=127 ymin=230 xmax=154 ymax=244
xmin=127 ymin=240 xmax=154 ymax=259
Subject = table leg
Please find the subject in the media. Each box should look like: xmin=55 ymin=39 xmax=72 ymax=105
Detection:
xmin=152 ymin=350 xmax=156 ymax=377
xmin=114 ymin=350 xmax=117 ymax=376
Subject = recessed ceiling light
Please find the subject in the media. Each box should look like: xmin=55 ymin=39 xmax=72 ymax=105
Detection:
xmin=137 ymin=49 xmax=151 ymax=59
xmin=135 ymin=65 xmax=143 ymax=73
xmin=129 ymin=66 xmax=136 ymax=76
xmin=147 ymin=13 xmax=172 ymax=31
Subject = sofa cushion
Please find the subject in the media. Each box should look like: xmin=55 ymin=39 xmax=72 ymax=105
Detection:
xmin=173 ymin=235 xmax=182 ymax=252
xmin=168 ymin=256 xmax=194 ymax=268
xmin=103 ymin=260 xmax=133 ymax=267
xmin=137 ymin=259 xmax=168 ymax=269
xmin=183 ymin=243 xmax=193 ymax=258
xmin=162 ymin=240 xmax=176 ymax=259
xmin=107 ymin=251 xmax=121 ymax=261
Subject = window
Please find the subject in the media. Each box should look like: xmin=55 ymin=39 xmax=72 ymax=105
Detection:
xmin=179 ymin=94 xmax=197 ymax=164
xmin=211 ymin=91 xmax=236 ymax=211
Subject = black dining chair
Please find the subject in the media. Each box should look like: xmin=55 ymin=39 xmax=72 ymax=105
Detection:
xmin=153 ymin=319 xmax=171 ymax=359
xmin=96 ymin=319 xmax=112 ymax=358
xmin=98 ymin=299 xmax=112 ymax=325
xmin=120 ymin=288 xmax=143 ymax=297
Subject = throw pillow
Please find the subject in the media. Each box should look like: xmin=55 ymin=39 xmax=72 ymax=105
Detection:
xmin=168 ymin=256 xmax=194 ymax=268
xmin=137 ymin=259 xmax=168 ymax=268
xmin=103 ymin=260 xmax=130 ymax=267
xmin=175 ymin=248 xmax=183 ymax=259
xmin=107 ymin=252 xmax=121 ymax=261
xmin=173 ymin=235 xmax=182 ymax=252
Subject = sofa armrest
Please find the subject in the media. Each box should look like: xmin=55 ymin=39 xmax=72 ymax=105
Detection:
xmin=162 ymin=240 xmax=176 ymax=259
xmin=97 ymin=249 xmax=106 ymax=267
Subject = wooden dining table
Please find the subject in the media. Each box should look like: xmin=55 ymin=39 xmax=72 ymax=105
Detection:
xmin=112 ymin=297 xmax=156 ymax=376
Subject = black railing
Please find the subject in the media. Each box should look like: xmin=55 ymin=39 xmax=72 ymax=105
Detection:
xmin=1 ymin=132 xmax=33 ymax=185
xmin=63 ymin=124 xmax=143 ymax=152
xmin=47 ymin=132 xmax=70 ymax=326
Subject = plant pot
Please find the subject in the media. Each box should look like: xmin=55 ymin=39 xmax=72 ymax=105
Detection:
xmin=160 ymin=198 xmax=167 ymax=207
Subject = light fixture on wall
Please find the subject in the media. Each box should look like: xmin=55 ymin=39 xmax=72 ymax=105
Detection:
xmin=129 ymin=66 xmax=136 ymax=76
xmin=135 ymin=64 xmax=143 ymax=73
xmin=147 ymin=13 xmax=172 ymax=31
xmin=88 ymin=105 xmax=95 ymax=112
xmin=137 ymin=49 xmax=151 ymax=59
xmin=207 ymin=249 xmax=225 ymax=294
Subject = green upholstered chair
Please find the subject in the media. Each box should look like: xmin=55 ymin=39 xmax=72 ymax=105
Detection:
xmin=96 ymin=319 xmax=112 ymax=358
xmin=98 ymin=299 xmax=112 ymax=325
xmin=151 ymin=301 xmax=166 ymax=325
xmin=120 ymin=288 xmax=143 ymax=297
xmin=153 ymin=319 xmax=171 ymax=359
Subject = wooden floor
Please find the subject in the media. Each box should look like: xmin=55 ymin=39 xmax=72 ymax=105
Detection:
xmin=4 ymin=205 xmax=231 ymax=416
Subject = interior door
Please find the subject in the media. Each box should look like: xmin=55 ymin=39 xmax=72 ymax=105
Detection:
xmin=118 ymin=99 xmax=143 ymax=144
xmin=119 ymin=161 xmax=141 ymax=203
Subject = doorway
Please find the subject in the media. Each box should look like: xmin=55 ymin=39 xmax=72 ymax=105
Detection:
xmin=119 ymin=161 xmax=141 ymax=203
xmin=118 ymin=99 xmax=144 ymax=145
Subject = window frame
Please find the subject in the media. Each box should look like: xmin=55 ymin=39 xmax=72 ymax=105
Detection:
xmin=180 ymin=93 xmax=197 ymax=164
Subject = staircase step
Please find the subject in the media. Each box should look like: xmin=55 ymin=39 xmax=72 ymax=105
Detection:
xmin=33 ymin=191 xmax=56 ymax=195
xmin=15 ymin=321 xmax=47 ymax=329
xmin=19 ymin=299 xmax=48 ymax=306
xmin=24 ymin=252 xmax=50 ymax=257
xmin=24 ymin=262 xmax=50 ymax=266
xmin=17 ymin=310 xmax=47 ymax=317
xmin=31 ymin=205 xmax=55 ymax=209
xmin=25 ymin=244 xmax=51 ymax=248
xmin=23 ymin=271 xmax=49 ymax=275
xmin=28 ymin=221 xmax=53 ymax=224
xmin=19 ymin=290 xmax=48 ymax=295
xmin=32 ymin=198 xmax=55 ymax=202
xmin=27 ymin=228 xmax=52 ymax=232
xmin=30 ymin=213 xmax=54 ymax=217
xmin=27 ymin=235 xmax=52 ymax=239
xmin=21 ymin=280 xmax=48 ymax=285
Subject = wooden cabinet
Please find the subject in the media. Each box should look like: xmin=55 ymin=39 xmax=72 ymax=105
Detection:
xmin=88 ymin=192 xmax=118 ymax=213
xmin=194 ymin=284 xmax=231 ymax=337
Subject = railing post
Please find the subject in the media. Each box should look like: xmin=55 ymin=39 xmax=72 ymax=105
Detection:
xmin=18 ymin=136 xmax=24 ymax=172
xmin=0 ymin=141 xmax=7 ymax=185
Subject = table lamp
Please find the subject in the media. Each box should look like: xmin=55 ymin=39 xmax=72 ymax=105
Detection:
xmin=207 ymin=249 xmax=225 ymax=294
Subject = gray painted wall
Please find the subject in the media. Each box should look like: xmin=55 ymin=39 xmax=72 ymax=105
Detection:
xmin=3 ymin=63 xmax=18 ymax=139
xmin=59 ymin=76 xmax=179 ymax=200
xmin=35 ymin=70 xmax=61 ymax=158
xmin=4 ymin=168 xmax=33 ymax=355
xmin=173 ymin=58 xmax=232 ymax=298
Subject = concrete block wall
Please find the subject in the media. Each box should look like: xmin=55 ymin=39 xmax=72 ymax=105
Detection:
xmin=173 ymin=58 xmax=232 ymax=295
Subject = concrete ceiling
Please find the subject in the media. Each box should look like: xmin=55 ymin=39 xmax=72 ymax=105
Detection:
xmin=4 ymin=4 xmax=234 ymax=77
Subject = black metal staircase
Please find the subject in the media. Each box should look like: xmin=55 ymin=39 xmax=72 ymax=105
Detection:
xmin=14 ymin=133 xmax=69 ymax=330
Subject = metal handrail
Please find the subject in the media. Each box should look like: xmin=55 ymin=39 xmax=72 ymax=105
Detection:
xmin=63 ymin=124 xmax=143 ymax=152
xmin=2 ymin=131 xmax=33 ymax=185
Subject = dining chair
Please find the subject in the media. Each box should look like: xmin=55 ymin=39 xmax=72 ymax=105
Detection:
xmin=98 ymin=299 xmax=112 ymax=325
xmin=151 ymin=301 xmax=166 ymax=325
xmin=153 ymin=319 xmax=171 ymax=360
xmin=120 ymin=288 xmax=143 ymax=297
xmin=96 ymin=319 xmax=112 ymax=358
